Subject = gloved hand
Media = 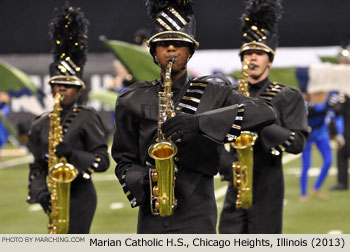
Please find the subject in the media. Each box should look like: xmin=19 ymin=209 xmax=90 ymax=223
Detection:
xmin=37 ymin=191 xmax=51 ymax=214
xmin=55 ymin=142 xmax=73 ymax=159
xmin=335 ymin=134 xmax=345 ymax=149
xmin=161 ymin=114 xmax=199 ymax=143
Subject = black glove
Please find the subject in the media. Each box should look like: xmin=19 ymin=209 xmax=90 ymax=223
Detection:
xmin=55 ymin=142 xmax=73 ymax=159
xmin=161 ymin=114 xmax=199 ymax=143
xmin=143 ymin=166 xmax=152 ymax=190
xmin=37 ymin=191 xmax=51 ymax=214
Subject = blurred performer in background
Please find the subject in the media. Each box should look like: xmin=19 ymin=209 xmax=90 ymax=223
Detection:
xmin=26 ymin=3 xmax=110 ymax=233
xmin=0 ymin=92 xmax=10 ymax=156
xmin=219 ymin=0 xmax=309 ymax=234
xmin=300 ymin=90 xmax=343 ymax=201
xmin=107 ymin=28 xmax=150 ymax=92
xmin=134 ymin=27 xmax=150 ymax=48
xmin=112 ymin=0 xmax=276 ymax=234
xmin=330 ymin=41 xmax=350 ymax=191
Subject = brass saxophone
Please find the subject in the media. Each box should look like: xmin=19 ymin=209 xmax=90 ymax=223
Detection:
xmin=230 ymin=59 xmax=257 ymax=209
xmin=47 ymin=93 xmax=78 ymax=233
xmin=148 ymin=57 xmax=178 ymax=216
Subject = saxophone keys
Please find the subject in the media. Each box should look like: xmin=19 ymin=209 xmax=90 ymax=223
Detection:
xmin=233 ymin=162 xmax=241 ymax=173
xmin=51 ymin=194 xmax=57 ymax=201
xmin=151 ymin=170 xmax=158 ymax=182
xmin=236 ymin=200 xmax=242 ymax=209
xmin=236 ymin=193 xmax=242 ymax=208
xmin=152 ymin=185 xmax=159 ymax=197
xmin=155 ymin=200 xmax=160 ymax=210
xmin=173 ymin=199 xmax=178 ymax=209
xmin=235 ymin=179 xmax=242 ymax=188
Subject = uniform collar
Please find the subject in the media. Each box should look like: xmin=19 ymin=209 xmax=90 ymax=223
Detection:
xmin=60 ymin=102 xmax=76 ymax=120
xmin=249 ymin=77 xmax=270 ymax=89
xmin=172 ymin=71 xmax=188 ymax=93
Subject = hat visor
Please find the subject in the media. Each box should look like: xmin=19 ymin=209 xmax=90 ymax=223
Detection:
xmin=240 ymin=42 xmax=275 ymax=56
xmin=49 ymin=75 xmax=86 ymax=90
xmin=147 ymin=31 xmax=199 ymax=48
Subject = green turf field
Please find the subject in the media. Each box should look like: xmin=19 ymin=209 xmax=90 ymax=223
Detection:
xmin=0 ymin=145 xmax=349 ymax=234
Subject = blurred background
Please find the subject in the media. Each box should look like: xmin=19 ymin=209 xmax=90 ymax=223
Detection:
xmin=1 ymin=0 xmax=350 ymax=136
xmin=2 ymin=0 xmax=350 ymax=52
xmin=0 ymin=0 xmax=350 ymax=234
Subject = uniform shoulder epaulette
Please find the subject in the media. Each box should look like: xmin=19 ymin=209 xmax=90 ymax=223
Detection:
xmin=275 ymin=82 xmax=286 ymax=88
xmin=177 ymin=78 xmax=209 ymax=115
xmin=259 ymin=81 xmax=286 ymax=101
xmin=119 ymin=80 xmax=159 ymax=97
xmin=192 ymin=74 xmax=232 ymax=86
xmin=32 ymin=112 xmax=49 ymax=123
xmin=77 ymin=104 xmax=96 ymax=112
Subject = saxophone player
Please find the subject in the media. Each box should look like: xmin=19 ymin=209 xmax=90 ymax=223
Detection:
xmin=26 ymin=3 xmax=109 ymax=233
xmin=112 ymin=0 xmax=276 ymax=234
xmin=219 ymin=0 xmax=309 ymax=234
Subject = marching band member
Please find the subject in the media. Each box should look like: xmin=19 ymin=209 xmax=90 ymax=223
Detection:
xmin=26 ymin=3 xmax=109 ymax=234
xmin=330 ymin=41 xmax=350 ymax=191
xmin=219 ymin=0 xmax=309 ymax=234
xmin=112 ymin=0 xmax=276 ymax=234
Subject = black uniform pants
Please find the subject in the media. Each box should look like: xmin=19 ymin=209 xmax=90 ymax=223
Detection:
xmin=336 ymin=145 xmax=350 ymax=188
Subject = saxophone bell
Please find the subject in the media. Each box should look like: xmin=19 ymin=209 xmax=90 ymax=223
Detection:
xmin=49 ymin=158 xmax=77 ymax=184
xmin=231 ymin=131 xmax=257 ymax=209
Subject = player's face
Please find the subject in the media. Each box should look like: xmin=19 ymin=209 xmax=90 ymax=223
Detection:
xmin=51 ymin=84 xmax=80 ymax=105
xmin=242 ymin=49 xmax=272 ymax=84
xmin=154 ymin=40 xmax=191 ymax=79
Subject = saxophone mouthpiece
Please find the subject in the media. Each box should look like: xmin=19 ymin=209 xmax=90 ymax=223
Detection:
xmin=250 ymin=64 xmax=256 ymax=69
xmin=167 ymin=57 xmax=176 ymax=63
xmin=60 ymin=95 xmax=66 ymax=103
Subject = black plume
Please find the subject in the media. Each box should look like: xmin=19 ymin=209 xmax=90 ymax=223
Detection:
xmin=241 ymin=0 xmax=283 ymax=33
xmin=48 ymin=2 xmax=89 ymax=67
xmin=145 ymin=0 xmax=193 ymax=18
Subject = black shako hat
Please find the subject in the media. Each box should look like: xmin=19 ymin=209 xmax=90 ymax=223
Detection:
xmin=48 ymin=2 xmax=88 ymax=89
xmin=239 ymin=0 xmax=283 ymax=62
xmin=145 ymin=0 xmax=199 ymax=56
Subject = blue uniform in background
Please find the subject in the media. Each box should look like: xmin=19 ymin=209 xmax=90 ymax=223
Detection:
xmin=301 ymin=93 xmax=343 ymax=196
xmin=0 ymin=101 xmax=10 ymax=149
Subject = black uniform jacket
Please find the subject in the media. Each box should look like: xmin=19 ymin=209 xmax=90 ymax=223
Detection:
xmin=219 ymin=77 xmax=309 ymax=234
xmin=339 ymin=95 xmax=350 ymax=155
xmin=27 ymin=103 xmax=110 ymax=233
xmin=112 ymin=72 xmax=276 ymax=234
